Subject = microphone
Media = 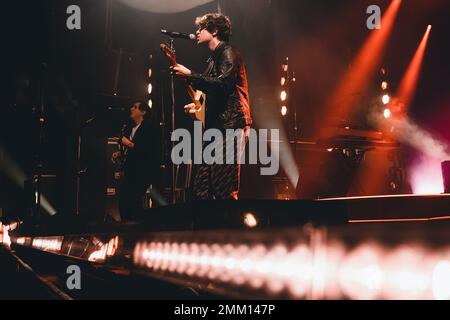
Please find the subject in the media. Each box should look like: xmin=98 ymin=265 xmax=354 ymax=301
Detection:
xmin=161 ymin=29 xmax=196 ymax=41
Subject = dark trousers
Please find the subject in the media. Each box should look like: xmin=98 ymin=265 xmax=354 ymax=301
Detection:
xmin=119 ymin=171 xmax=150 ymax=222
xmin=193 ymin=128 xmax=245 ymax=200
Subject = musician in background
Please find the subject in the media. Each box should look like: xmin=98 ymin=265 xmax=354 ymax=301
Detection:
xmin=173 ymin=13 xmax=252 ymax=200
xmin=118 ymin=101 xmax=160 ymax=222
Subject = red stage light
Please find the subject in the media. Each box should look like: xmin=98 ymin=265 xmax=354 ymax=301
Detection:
xmin=324 ymin=0 xmax=402 ymax=121
xmin=395 ymin=25 xmax=432 ymax=114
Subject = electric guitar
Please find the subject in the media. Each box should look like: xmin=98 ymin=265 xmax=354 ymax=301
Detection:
xmin=160 ymin=43 xmax=206 ymax=127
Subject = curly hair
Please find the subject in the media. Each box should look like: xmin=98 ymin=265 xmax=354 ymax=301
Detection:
xmin=195 ymin=13 xmax=232 ymax=42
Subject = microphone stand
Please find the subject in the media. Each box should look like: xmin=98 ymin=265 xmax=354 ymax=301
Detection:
xmin=75 ymin=117 xmax=95 ymax=216
xmin=169 ymin=37 xmax=176 ymax=204
xmin=34 ymin=62 xmax=47 ymax=224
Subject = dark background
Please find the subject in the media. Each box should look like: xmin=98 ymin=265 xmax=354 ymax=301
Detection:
xmin=2 ymin=0 xmax=450 ymax=222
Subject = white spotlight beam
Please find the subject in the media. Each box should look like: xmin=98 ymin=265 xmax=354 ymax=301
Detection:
xmin=0 ymin=144 xmax=56 ymax=216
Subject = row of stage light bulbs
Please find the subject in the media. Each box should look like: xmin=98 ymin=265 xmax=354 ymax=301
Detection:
xmin=380 ymin=67 xmax=392 ymax=119
xmin=279 ymin=57 xmax=294 ymax=117
xmin=147 ymin=54 xmax=153 ymax=109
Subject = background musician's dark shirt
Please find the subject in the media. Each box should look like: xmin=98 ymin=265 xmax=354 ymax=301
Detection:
xmin=122 ymin=118 xmax=160 ymax=183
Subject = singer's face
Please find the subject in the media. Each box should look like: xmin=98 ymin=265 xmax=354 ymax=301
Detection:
xmin=196 ymin=27 xmax=213 ymax=45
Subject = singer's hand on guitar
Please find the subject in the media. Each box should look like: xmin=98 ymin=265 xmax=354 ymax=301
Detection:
xmin=121 ymin=137 xmax=134 ymax=148
xmin=184 ymin=102 xmax=198 ymax=120
xmin=172 ymin=64 xmax=192 ymax=77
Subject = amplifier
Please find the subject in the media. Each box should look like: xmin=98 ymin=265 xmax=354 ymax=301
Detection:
xmin=105 ymin=138 xmax=122 ymax=222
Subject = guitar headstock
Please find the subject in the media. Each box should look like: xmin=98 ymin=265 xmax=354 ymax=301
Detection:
xmin=160 ymin=43 xmax=177 ymax=66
